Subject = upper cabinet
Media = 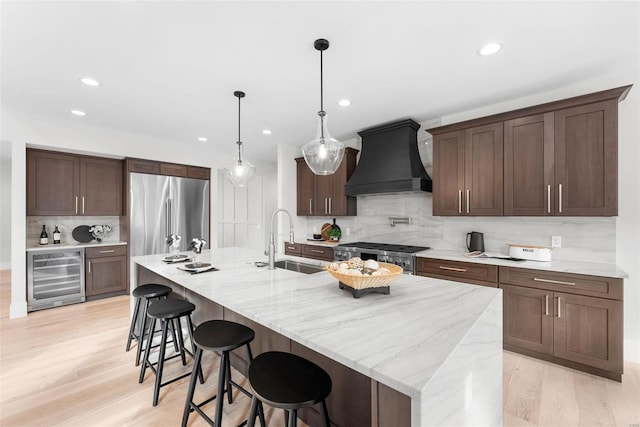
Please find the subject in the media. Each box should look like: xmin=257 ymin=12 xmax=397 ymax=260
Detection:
xmin=127 ymin=158 xmax=210 ymax=180
xmin=295 ymin=148 xmax=358 ymax=217
xmin=27 ymin=149 xmax=123 ymax=216
xmin=428 ymin=85 xmax=631 ymax=217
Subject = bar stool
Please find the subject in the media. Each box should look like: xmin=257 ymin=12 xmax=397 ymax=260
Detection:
xmin=138 ymin=298 xmax=204 ymax=406
xmin=126 ymin=283 xmax=173 ymax=366
xmin=247 ymin=351 xmax=332 ymax=427
xmin=181 ymin=320 xmax=266 ymax=427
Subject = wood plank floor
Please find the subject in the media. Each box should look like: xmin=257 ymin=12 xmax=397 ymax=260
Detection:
xmin=1 ymin=270 xmax=639 ymax=426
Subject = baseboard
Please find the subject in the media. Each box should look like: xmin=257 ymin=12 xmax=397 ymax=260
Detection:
xmin=624 ymin=339 xmax=640 ymax=363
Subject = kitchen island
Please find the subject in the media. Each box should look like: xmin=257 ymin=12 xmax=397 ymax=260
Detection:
xmin=133 ymin=248 xmax=503 ymax=427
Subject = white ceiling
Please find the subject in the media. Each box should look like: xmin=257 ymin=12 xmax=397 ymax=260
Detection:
xmin=1 ymin=1 xmax=638 ymax=163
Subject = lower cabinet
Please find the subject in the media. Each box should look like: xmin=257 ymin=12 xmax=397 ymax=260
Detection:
xmin=85 ymin=245 xmax=127 ymax=299
xmin=500 ymin=267 xmax=623 ymax=381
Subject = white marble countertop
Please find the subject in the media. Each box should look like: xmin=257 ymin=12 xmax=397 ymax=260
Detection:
xmin=133 ymin=248 xmax=501 ymax=400
xmin=416 ymin=249 xmax=628 ymax=279
xmin=26 ymin=240 xmax=128 ymax=252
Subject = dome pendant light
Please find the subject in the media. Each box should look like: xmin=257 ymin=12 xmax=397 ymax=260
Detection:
xmin=224 ymin=91 xmax=256 ymax=187
xmin=302 ymin=39 xmax=345 ymax=175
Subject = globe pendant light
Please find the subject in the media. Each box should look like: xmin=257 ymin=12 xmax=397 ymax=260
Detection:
xmin=302 ymin=39 xmax=345 ymax=175
xmin=224 ymin=90 xmax=256 ymax=187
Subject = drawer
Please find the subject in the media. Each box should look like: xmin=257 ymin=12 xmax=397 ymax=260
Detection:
xmin=86 ymin=245 xmax=127 ymax=259
xmin=301 ymin=244 xmax=334 ymax=261
xmin=284 ymin=242 xmax=302 ymax=256
xmin=416 ymin=258 xmax=498 ymax=284
xmin=499 ymin=267 xmax=622 ymax=300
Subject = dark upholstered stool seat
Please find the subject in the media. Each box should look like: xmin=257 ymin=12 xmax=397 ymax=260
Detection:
xmin=126 ymin=284 xmax=173 ymax=366
xmin=182 ymin=320 xmax=264 ymax=427
xmin=139 ymin=298 xmax=203 ymax=406
xmin=247 ymin=351 xmax=332 ymax=427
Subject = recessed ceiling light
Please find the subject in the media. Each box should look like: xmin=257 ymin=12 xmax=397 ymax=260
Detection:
xmin=197 ymin=137 xmax=207 ymax=142
xmin=262 ymin=129 xmax=272 ymax=135
xmin=79 ymin=77 xmax=101 ymax=87
xmin=338 ymin=99 xmax=351 ymax=107
xmin=478 ymin=42 xmax=503 ymax=56
xmin=71 ymin=110 xmax=86 ymax=116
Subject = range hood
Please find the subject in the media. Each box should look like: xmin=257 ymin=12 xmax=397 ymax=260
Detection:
xmin=345 ymin=119 xmax=432 ymax=196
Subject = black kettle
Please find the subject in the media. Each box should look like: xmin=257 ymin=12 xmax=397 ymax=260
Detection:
xmin=466 ymin=231 xmax=485 ymax=252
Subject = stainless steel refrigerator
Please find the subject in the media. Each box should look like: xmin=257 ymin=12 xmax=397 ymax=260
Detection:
xmin=129 ymin=172 xmax=209 ymax=256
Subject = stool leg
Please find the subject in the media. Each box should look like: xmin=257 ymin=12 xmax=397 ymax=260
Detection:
xmin=181 ymin=346 xmax=203 ymax=427
xmin=126 ymin=297 xmax=141 ymax=351
xmin=247 ymin=396 xmax=259 ymax=427
xmin=214 ymin=351 xmax=227 ymax=427
xmin=175 ymin=318 xmax=187 ymax=366
xmin=321 ymin=400 xmax=330 ymax=427
xmin=153 ymin=319 xmax=170 ymax=406
xmin=139 ymin=317 xmax=156 ymax=383
xmin=135 ymin=298 xmax=151 ymax=366
xmin=288 ymin=409 xmax=297 ymax=427
xmin=186 ymin=315 xmax=205 ymax=384
xmin=225 ymin=355 xmax=233 ymax=404
xmin=169 ymin=316 xmax=179 ymax=353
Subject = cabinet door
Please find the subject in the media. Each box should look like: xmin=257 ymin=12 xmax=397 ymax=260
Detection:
xmin=86 ymin=256 xmax=127 ymax=297
xmin=501 ymin=284 xmax=553 ymax=355
xmin=326 ymin=148 xmax=358 ymax=216
xmin=465 ymin=123 xmax=503 ymax=215
xmin=80 ymin=157 xmax=123 ymax=216
xmin=432 ymin=130 xmax=465 ymax=215
xmin=554 ymin=100 xmax=618 ymax=216
xmin=27 ymin=150 xmax=80 ymax=215
xmin=553 ymin=292 xmax=623 ymax=373
xmin=314 ymin=174 xmax=332 ymax=216
xmin=296 ymin=158 xmax=315 ymax=216
xmin=504 ymin=113 xmax=554 ymax=215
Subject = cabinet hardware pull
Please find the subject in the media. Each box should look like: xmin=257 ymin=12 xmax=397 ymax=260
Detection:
xmin=458 ymin=190 xmax=462 ymax=214
xmin=547 ymin=185 xmax=551 ymax=214
xmin=439 ymin=266 xmax=467 ymax=272
xmin=466 ymin=190 xmax=470 ymax=214
xmin=558 ymin=184 xmax=563 ymax=213
xmin=75 ymin=196 xmax=78 ymax=214
xmin=328 ymin=198 xmax=332 ymax=214
xmin=309 ymin=199 xmax=312 ymax=215
xmin=99 ymin=250 xmax=115 ymax=254
xmin=82 ymin=196 xmax=85 ymax=214
xmin=88 ymin=261 xmax=91 ymax=274
xmin=287 ymin=246 xmax=295 ymax=250
xmin=534 ymin=277 xmax=575 ymax=286
xmin=324 ymin=198 xmax=328 ymax=214
xmin=545 ymin=294 xmax=549 ymax=316
xmin=310 ymin=249 xmax=324 ymax=253
xmin=557 ymin=296 xmax=561 ymax=318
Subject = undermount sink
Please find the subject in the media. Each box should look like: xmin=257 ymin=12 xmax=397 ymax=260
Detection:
xmin=274 ymin=260 xmax=324 ymax=275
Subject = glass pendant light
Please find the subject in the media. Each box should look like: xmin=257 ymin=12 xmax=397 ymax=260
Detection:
xmin=302 ymin=39 xmax=345 ymax=175
xmin=224 ymin=90 xmax=256 ymax=187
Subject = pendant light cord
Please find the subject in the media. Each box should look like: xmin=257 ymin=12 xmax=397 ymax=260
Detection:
xmin=237 ymin=93 xmax=242 ymax=163
xmin=319 ymin=48 xmax=325 ymax=139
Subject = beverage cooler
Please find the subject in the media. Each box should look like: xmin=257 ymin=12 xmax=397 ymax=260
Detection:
xmin=27 ymin=248 xmax=85 ymax=312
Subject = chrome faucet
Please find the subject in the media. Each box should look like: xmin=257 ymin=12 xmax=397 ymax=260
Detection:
xmin=267 ymin=209 xmax=295 ymax=270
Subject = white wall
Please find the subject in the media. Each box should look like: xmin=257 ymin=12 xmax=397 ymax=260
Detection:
xmin=2 ymin=108 xmax=277 ymax=318
xmin=0 ymin=141 xmax=12 ymax=270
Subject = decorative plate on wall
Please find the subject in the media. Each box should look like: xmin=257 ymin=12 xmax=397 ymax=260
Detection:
xmin=71 ymin=225 xmax=93 ymax=243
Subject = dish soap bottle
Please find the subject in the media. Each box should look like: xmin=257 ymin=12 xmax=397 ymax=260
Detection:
xmin=39 ymin=225 xmax=48 ymax=245
xmin=53 ymin=225 xmax=61 ymax=244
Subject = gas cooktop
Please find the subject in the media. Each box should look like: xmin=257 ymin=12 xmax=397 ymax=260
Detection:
xmin=337 ymin=242 xmax=430 ymax=253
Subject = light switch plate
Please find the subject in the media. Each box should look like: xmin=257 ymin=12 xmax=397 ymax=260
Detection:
xmin=551 ymin=236 xmax=562 ymax=248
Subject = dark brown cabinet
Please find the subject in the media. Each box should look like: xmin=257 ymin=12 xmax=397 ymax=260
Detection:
xmin=295 ymin=148 xmax=358 ymax=217
xmin=428 ymin=85 xmax=631 ymax=217
xmin=499 ymin=266 xmax=623 ymax=381
xmin=416 ymin=257 xmax=498 ymax=288
xmin=126 ymin=158 xmax=210 ymax=179
xmin=85 ymin=245 xmax=127 ymax=299
xmin=27 ymin=149 xmax=123 ymax=216
xmin=432 ymin=123 xmax=503 ymax=216
xmin=300 ymin=244 xmax=334 ymax=261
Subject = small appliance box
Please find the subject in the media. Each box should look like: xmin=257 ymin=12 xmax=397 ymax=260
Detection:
xmin=508 ymin=244 xmax=552 ymax=262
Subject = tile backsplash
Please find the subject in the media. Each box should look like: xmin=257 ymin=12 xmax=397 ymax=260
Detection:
xmin=27 ymin=216 xmax=121 ymax=247
xmin=306 ymin=193 xmax=616 ymax=263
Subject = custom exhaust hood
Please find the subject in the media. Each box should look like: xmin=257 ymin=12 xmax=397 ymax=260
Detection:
xmin=344 ymin=119 xmax=432 ymax=196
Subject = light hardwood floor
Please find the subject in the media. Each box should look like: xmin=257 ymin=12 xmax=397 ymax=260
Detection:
xmin=1 ymin=270 xmax=639 ymax=426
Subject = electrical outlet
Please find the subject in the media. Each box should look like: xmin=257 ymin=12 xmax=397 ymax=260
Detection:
xmin=551 ymin=236 xmax=562 ymax=248
xmin=345 ymin=227 xmax=351 ymax=236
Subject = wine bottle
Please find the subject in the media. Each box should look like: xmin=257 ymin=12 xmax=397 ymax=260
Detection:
xmin=39 ymin=225 xmax=49 ymax=245
xmin=53 ymin=225 xmax=61 ymax=244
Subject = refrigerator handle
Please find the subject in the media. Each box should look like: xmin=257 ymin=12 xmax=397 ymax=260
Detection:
xmin=165 ymin=200 xmax=170 ymax=237
xmin=168 ymin=199 xmax=173 ymax=235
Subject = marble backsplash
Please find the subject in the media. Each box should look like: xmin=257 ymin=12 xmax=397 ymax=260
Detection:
xmin=306 ymin=193 xmax=616 ymax=263
xmin=26 ymin=216 xmax=121 ymax=247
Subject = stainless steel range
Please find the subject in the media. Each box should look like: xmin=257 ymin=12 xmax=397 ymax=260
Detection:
xmin=334 ymin=242 xmax=430 ymax=274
